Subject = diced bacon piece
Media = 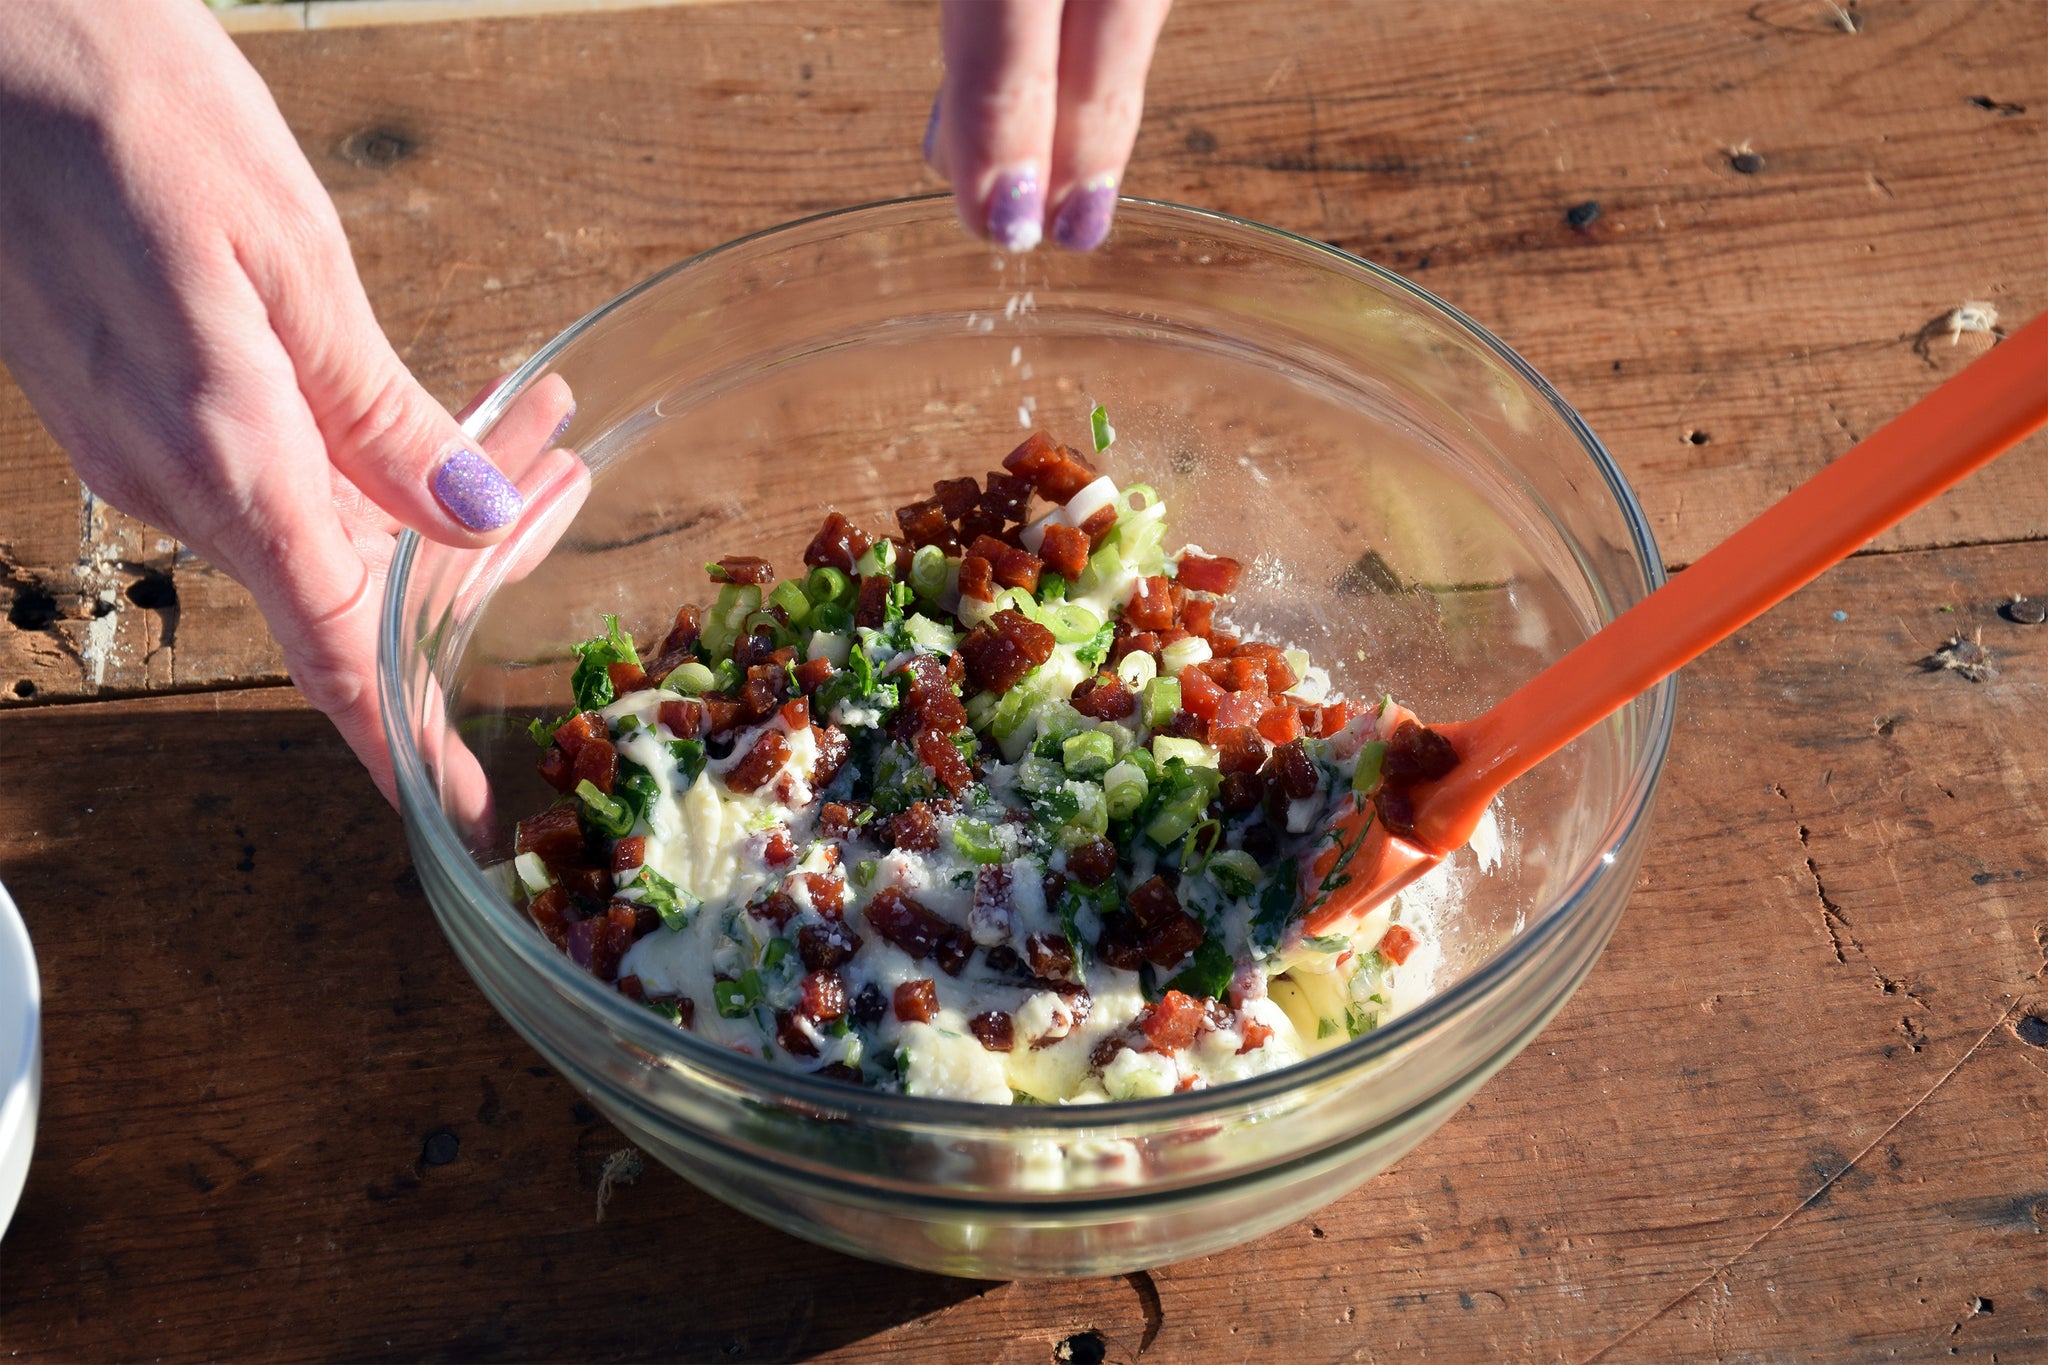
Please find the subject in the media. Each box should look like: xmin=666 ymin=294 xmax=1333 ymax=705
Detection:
xmin=1299 ymin=699 xmax=1351 ymax=739
xmin=969 ymin=1010 xmax=1015 ymax=1052
xmin=1065 ymin=836 xmax=1118 ymax=887
xmin=657 ymin=603 xmax=704 ymax=658
xmin=798 ymin=969 xmax=849 ymax=1023
xmin=820 ymin=801 xmax=866 ymax=840
xmin=1212 ymin=691 xmax=1264 ymax=731
xmin=1212 ymin=725 xmax=1269 ymax=776
xmin=1382 ymin=720 xmax=1461 ymax=784
xmin=526 ymin=885 xmax=571 ymax=948
xmin=779 ymin=697 xmax=811 ymax=731
xmin=572 ymin=740 xmax=619 ymax=795
xmin=1175 ymin=552 xmax=1243 ymax=594
xmin=1141 ymin=911 xmax=1205 ymax=967
xmin=1378 ymin=924 xmax=1418 ymax=966
xmin=865 ymin=886 xmax=973 ymax=974
xmin=968 ymin=534 xmax=1043 ymax=594
xmin=1074 ymin=504 xmax=1116 ymax=549
xmin=1219 ymin=771 xmax=1263 ymax=813
xmin=1070 ymin=673 xmax=1136 ymax=721
xmin=1265 ymin=739 xmax=1320 ymax=801
xmin=536 ymin=745 xmax=575 ymax=793
xmin=1205 ymin=656 xmax=1268 ymax=693
xmin=1037 ymin=522 xmax=1091 ymax=580
xmin=915 ymin=727 xmax=976 ymax=796
xmin=804 ymin=511 xmax=872 ymax=573
xmin=971 ymin=865 xmax=1014 ymax=944
xmin=800 ymin=870 xmax=847 ymax=919
xmin=1095 ymin=914 xmax=1144 ymax=970
xmin=1178 ymin=664 xmax=1225 ymax=724
xmin=1111 ymin=629 xmax=1161 ymax=665
xmin=893 ymin=978 xmax=940 ymax=1023
xmin=855 ymin=573 xmax=892 ymax=628
xmin=607 ymin=659 xmax=648 ymax=694
xmin=887 ymin=801 xmax=940 ymax=852
xmin=1037 ymin=447 xmax=1098 ymax=504
xmin=738 ymin=669 xmax=786 ymax=723
xmin=933 ymin=476 xmax=983 ymax=520
xmin=1001 ymin=430 xmax=1063 ymax=481
xmin=794 ymin=657 xmax=834 ymax=694
xmin=1255 ymin=704 xmax=1302 ymax=745
xmin=558 ymin=863 xmax=611 ymax=907
xmin=1125 ymin=575 xmax=1177 ymax=631
xmin=1374 ymin=783 xmax=1418 ymax=839
xmin=1233 ymin=641 xmax=1298 ymax=692
xmin=610 ymin=836 xmax=646 ymax=874
xmin=1127 ymin=875 xmax=1182 ymax=930
xmin=565 ymin=917 xmax=601 ymax=972
xmin=980 ymin=470 xmax=1033 ymax=520
xmin=595 ymin=902 xmax=640 ymax=978
xmin=750 ymin=890 xmax=798 ymax=929
xmin=957 ymin=510 xmax=1008 ymax=547
xmin=1237 ymin=1019 xmax=1274 ymax=1054
xmin=958 ymin=610 xmax=1055 ymax=694
xmin=773 ymin=1010 xmax=820 ymax=1058
xmin=895 ymin=497 xmax=957 ymax=552
xmin=1205 ymin=633 xmax=1241 ymax=655
xmin=658 ymin=698 xmax=705 ymax=739
xmin=552 ymin=710 xmax=608 ymax=758
xmin=762 ymin=827 xmax=797 ymax=868
xmin=700 ymin=694 xmax=745 ymax=736
xmin=812 ymin=724 xmax=850 ymax=789
xmin=725 ymin=730 xmax=790 ymax=794
xmin=1025 ymin=932 xmax=1077 ymax=981
xmin=798 ymin=920 xmax=862 ymax=971
xmin=957 ymin=554 xmax=996 ymax=603
xmin=1180 ymin=598 xmax=1215 ymax=639
xmin=713 ymin=556 xmax=775 ymax=586
xmin=1140 ymin=990 xmax=1207 ymax=1053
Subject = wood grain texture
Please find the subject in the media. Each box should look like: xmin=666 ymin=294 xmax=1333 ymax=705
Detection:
xmin=2 ymin=538 xmax=2043 ymax=1362
xmin=3 ymin=0 xmax=2044 ymax=705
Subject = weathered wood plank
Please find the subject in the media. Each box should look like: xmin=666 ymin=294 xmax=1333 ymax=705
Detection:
xmin=1 ymin=537 xmax=2041 ymax=1360
xmin=3 ymin=0 xmax=2044 ymax=704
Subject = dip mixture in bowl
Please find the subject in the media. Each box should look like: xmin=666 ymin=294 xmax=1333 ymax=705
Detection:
xmin=382 ymin=197 xmax=1673 ymax=1277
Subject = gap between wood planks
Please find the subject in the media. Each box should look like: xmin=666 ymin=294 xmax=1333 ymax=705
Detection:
xmin=1577 ymin=999 xmax=2032 ymax=1365
xmin=211 ymin=0 xmax=732 ymax=34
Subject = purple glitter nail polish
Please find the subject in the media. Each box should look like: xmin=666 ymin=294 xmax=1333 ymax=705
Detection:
xmin=985 ymin=168 xmax=1044 ymax=252
xmin=433 ymin=449 xmax=523 ymax=531
xmin=1053 ymin=177 xmax=1118 ymax=252
xmin=921 ymin=98 xmax=941 ymax=166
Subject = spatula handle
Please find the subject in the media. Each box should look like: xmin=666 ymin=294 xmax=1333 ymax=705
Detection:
xmin=1416 ymin=312 xmax=2048 ymax=853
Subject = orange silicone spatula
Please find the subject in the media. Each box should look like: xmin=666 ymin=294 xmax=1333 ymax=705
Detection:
xmin=1304 ymin=310 xmax=2048 ymax=937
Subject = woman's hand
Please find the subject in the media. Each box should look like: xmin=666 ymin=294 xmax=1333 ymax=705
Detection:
xmin=926 ymin=0 xmax=1174 ymax=252
xmin=0 ymin=1 xmax=573 ymax=802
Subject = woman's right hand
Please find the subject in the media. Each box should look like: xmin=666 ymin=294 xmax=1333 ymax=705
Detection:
xmin=0 ymin=0 xmax=571 ymax=801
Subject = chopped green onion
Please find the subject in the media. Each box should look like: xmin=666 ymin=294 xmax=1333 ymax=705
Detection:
xmin=769 ymin=580 xmax=812 ymax=626
xmin=805 ymin=566 xmax=852 ymax=605
xmin=852 ymin=859 xmax=879 ymax=890
xmin=1115 ymin=650 xmax=1157 ymax=691
xmin=615 ymin=714 xmax=641 ymax=735
xmin=1063 ymin=780 xmax=1109 ymax=840
xmin=952 ymin=818 xmax=1007 ymax=865
xmin=965 ymin=690 xmax=1001 ymax=729
xmin=631 ymin=866 xmax=699 ymax=931
xmin=1144 ymin=786 xmax=1209 ymax=846
xmin=662 ymin=660 xmax=716 ymax=695
xmin=1062 ymin=730 xmax=1115 ymax=778
xmin=1016 ymin=755 xmax=1065 ymax=794
xmin=1181 ymin=818 xmax=1223 ymax=871
xmin=806 ymin=630 xmax=850 ymax=667
xmin=854 ymin=539 xmax=897 ymax=578
xmin=1090 ymin=403 xmax=1115 ymax=452
xmin=1151 ymin=735 xmax=1217 ymax=769
xmin=1352 ymin=740 xmax=1388 ymax=796
xmin=711 ymin=658 xmax=743 ymax=692
xmin=1159 ymin=636 xmax=1212 ymax=674
xmin=1073 ymin=620 xmax=1115 ymax=668
xmin=1102 ymin=758 xmax=1149 ymax=820
xmin=1078 ymin=541 xmax=1124 ymax=594
xmin=811 ymin=601 xmax=855 ymax=634
xmin=700 ymin=584 xmax=761 ymax=660
xmin=762 ymin=936 xmax=792 ymax=970
xmin=712 ymin=970 xmax=762 ymax=1018
xmin=1207 ymin=849 xmax=1262 ymax=897
xmin=902 ymin=612 xmax=960 ymax=655
xmin=1142 ymin=677 xmax=1181 ymax=729
xmin=1037 ymin=572 xmax=1067 ymax=604
xmin=1283 ymin=649 xmax=1311 ymax=686
xmin=513 ymin=852 xmax=553 ymax=895
xmin=574 ymin=779 xmax=635 ymax=838
xmin=909 ymin=545 xmax=948 ymax=601
xmin=742 ymin=608 xmax=786 ymax=641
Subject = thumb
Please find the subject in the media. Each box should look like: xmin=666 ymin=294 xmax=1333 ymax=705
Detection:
xmin=242 ymin=209 xmax=526 ymax=545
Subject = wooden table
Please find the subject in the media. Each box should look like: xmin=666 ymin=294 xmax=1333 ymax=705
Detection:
xmin=3 ymin=1 xmax=2044 ymax=1359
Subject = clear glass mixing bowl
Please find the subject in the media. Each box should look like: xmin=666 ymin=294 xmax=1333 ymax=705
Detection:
xmin=380 ymin=196 xmax=1673 ymax=1278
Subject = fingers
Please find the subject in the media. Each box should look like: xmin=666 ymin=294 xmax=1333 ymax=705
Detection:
xmin=938 ymin=0 xmax=1064 ymax=250
xmin=1047 ymin=0 xmax=1172 ymax=251
xmin=242 ymin=212 xmax=528 ymax=547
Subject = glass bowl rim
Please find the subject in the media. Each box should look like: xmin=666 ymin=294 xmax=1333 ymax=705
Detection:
xmin=379 ymin=193 xmax=1676 ymax=1132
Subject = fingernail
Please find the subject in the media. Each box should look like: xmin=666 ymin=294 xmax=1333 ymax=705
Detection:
xmin=1053 ymin=175 xmax=1119 ymax=252
xmin=985 ymin=167 xmax=1044 ymax=252
xmin=921 ymin=97 xmax=941 ymax=167
xmin=548 ymin=406 xmax=576 ymax=446
xmin=433 ymin=448 xmax=523 ymax=531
